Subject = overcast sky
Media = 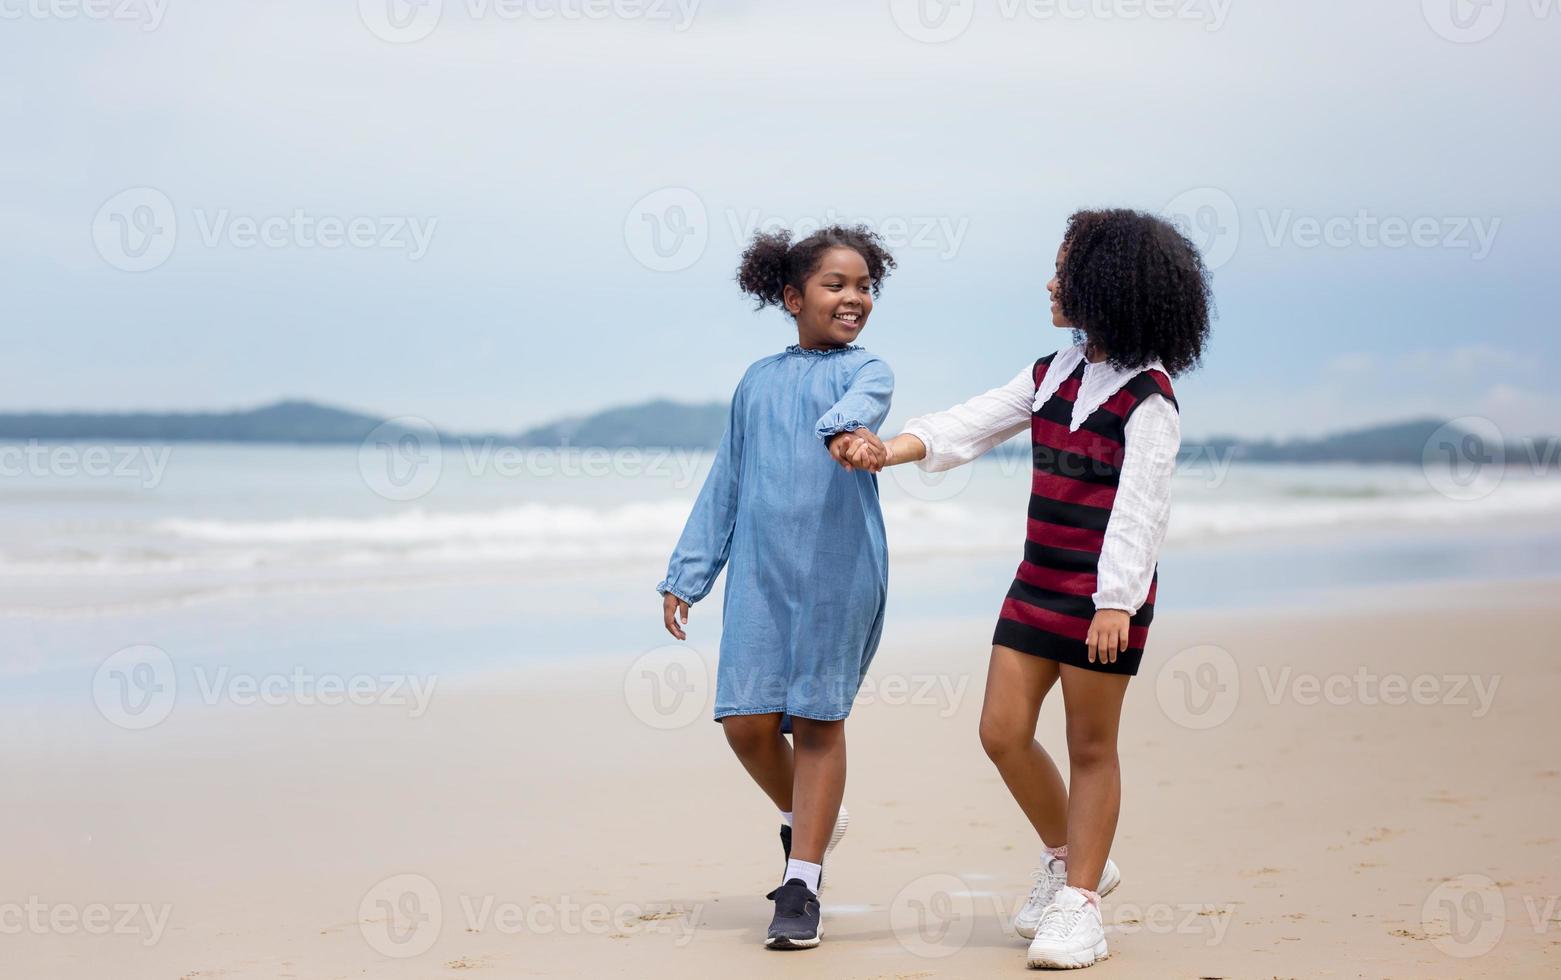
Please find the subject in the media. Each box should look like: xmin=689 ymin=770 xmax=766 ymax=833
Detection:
xmin=2 ymin=0 xmax=1558 ymax=439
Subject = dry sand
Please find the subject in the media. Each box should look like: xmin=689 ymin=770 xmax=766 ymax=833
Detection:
xmin=6 ymin=579 xmax=1560 ymax=978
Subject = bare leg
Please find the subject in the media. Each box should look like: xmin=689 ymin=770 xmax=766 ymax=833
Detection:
xmin=787 ymin=717 xmax=846 ymax=864
xmin=979 ymin=646 xmax=1068 ymax=845
xmin=1057 ymin=665 xmax=1131 ymax=890
xmin=722 ymin=713 xmax=794 ymax=812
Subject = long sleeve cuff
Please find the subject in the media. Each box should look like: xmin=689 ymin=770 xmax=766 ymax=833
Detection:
xmin=815 ymin=414 xmax=868 ymax=441
xmin=899 ymin=420 xmax=947 ymax=472
xmin=656 ymin=580 xmax=699 ymax=605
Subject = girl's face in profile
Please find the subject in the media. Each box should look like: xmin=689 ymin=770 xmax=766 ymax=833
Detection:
xmin=1046 ymin=244 xmax=1070 ymax=328
xmin=785 ymin=246 xmax=874 ymax=349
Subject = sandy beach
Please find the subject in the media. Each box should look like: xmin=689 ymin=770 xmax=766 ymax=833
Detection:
xmin=7 ymin=577 xmax=1559 ymax=978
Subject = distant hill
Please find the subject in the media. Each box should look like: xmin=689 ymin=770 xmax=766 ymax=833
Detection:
xmin=511 ymin=399 xmax=728 ymax=449
xmin=0 ymin=400 xmax=396 ymax=443
xmin=1193 ymin=418 xmax=1473 ymax=465
xmin=0 ymin=399 xmax=730 ymax=449
xmin=0 ymin=401 xmax=1551 ymax=465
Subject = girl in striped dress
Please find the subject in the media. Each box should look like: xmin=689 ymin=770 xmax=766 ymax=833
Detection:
xmin=847 ymin=209 xmax=1212 ymax=969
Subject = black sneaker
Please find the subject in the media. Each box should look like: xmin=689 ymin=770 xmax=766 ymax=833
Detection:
xmin=779 ymin=823 xmax=792 ymax=865
xmin=764 ymin=878 xmax=821 ymax=949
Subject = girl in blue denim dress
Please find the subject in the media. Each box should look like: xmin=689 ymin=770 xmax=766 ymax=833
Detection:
xmin=657 ymin=225 xmax=896 ymax=950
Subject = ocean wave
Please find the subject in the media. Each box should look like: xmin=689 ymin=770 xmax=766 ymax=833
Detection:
xmin=4 ymin=476 xmax=1559 ymax=579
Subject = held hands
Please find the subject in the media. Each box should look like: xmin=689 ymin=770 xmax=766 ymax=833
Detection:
xmin=827 ymin=429 xmax=889 ymax=473
xmin=662 ymin=592 xmax=690 ymax=640
xmin=1086 ymin=609 xmax=1132 ymax=664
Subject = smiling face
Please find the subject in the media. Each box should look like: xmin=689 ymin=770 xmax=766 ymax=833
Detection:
xmin=1046 ymin=243 xmax=1070 ymax=329
xmin=784 ymin=246 xmax=875 ymax=349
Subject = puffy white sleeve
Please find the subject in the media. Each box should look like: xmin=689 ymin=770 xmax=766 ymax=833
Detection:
xmin=900 ymin=366 xmax=1035 ymax=472
xmin=1093 ymin=394 xmax=1180 ymax=613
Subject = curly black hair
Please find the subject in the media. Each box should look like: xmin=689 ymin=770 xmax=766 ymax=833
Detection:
xmin=736 ymin=224 xmax=896 ymax=312
xmin=1055 ymin=208 xmax=1213 ymax=377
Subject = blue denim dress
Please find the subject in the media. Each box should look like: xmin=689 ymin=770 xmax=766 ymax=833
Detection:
xmin=658 ymin=345 xmax=893 ymax=727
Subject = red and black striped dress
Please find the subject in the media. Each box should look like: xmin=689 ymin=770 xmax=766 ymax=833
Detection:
xmin=991 ymin=354 xmax=1178 ymax=675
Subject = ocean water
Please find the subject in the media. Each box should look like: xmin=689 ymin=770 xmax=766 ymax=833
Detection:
xmin=2 ymin=442 xmax=1559 ymax=697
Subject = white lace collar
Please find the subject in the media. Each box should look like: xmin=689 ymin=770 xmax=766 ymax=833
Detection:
xmin=1032 ymin=344 xmax=1166 ymax=432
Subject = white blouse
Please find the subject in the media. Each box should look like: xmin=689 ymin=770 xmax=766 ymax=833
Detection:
xmin=900 ymin=344 xmax=1180 ymax=614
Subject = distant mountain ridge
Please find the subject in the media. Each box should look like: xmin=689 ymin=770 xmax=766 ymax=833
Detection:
xmin=0 ymin=401 xmax=1551 ymax=465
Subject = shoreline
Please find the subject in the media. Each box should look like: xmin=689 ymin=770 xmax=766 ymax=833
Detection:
xmin=6 ymin=578 xmax=1557 ymax=977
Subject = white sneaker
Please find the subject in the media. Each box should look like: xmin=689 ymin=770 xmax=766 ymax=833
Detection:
xmin=1026 ymin=886 xmax=1107 ymax=969
xmin=819 ymin=804 xmax=849 ymax=891
xmin=1015 ymin=856 xmax=1120 ymax=939
xmin=826 ymin=804 xmax=850 ymax=861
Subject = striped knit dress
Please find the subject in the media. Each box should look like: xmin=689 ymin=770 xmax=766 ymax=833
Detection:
xmin=991 ymin=354 xmax=1178 ymax=675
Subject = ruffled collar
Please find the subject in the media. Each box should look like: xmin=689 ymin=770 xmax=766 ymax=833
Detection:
xmin=786 ymin=343 xmax=860 ymax=356
xmin=1033 ymin=344 xmax=1166 ymax=431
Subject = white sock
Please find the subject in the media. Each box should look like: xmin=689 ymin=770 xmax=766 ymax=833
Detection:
xmin=783 ymin=858 xmax=822 ymax=893
xmin=780 ymin=811 xmax=793 ymax=827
